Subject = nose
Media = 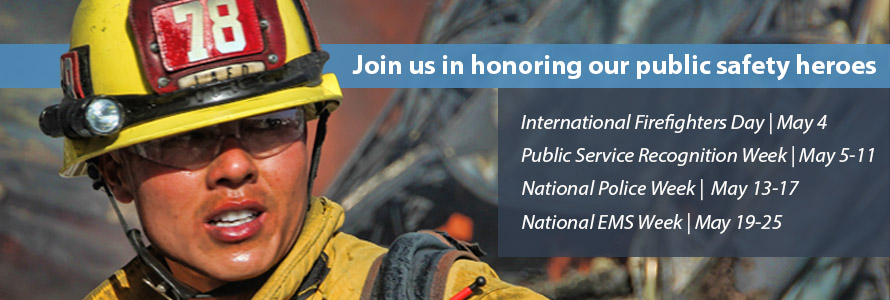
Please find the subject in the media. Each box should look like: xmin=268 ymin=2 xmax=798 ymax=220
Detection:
xmin=206 ymin=137 xmax=258 ymax=189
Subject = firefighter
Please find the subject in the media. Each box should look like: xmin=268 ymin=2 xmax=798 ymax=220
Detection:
xmin=39 ymin=0 xmax=546 ymax=299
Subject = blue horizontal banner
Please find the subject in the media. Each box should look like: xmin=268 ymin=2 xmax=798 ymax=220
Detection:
xmin=4 ymin=44 xmax=69 ymax=89
xmin=4 ymin=44 xmax=890 ymax=88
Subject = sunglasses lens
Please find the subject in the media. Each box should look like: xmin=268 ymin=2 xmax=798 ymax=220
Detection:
xmin=128 ymin=108 xmax=305 ymax=169
xmin=241 ymin=109 xmax=305 ymax=158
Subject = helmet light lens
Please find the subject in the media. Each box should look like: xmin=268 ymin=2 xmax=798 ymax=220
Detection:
xmin=85 ymin=98 xmax=123 ymax=135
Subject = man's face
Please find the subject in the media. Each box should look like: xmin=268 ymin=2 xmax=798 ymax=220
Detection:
xmin=104 ymin=112 xmax=309 ymax=286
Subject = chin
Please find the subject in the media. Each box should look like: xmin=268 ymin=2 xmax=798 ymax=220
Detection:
xmin=210 ymin=259 xmax=274 ymax=282
xmin=196 ymin=246 xmax=278 ymax=282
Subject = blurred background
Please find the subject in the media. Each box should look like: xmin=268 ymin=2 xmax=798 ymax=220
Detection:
xmin=0 ymin=0 xmax=888 ymax=299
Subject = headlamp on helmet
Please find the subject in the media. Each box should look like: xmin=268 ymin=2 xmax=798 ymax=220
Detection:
xmin=40 ymin=96 xmax=125 ymax=138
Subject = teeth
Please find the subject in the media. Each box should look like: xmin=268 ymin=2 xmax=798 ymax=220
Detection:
xmin=216 ymin=210 xmax=254 ymax=222
xmin=210 ymin=210 xmax=259 ymax=227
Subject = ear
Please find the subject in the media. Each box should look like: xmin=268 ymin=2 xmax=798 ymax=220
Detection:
xmin=96 ymin=152 xmax=136 ymax=204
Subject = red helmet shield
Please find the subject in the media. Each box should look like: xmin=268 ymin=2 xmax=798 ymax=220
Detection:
xmin=129 ymin=0 xmax=287 ymax=94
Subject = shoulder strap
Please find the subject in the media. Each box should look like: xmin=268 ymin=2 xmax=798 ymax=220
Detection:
xmin=290 ymin=253 xmax=331 ymax=300
xmin=359 ymin=230 xmax=486 ymax=300
xmin=358 ymin=253 xmax=385 ymax=300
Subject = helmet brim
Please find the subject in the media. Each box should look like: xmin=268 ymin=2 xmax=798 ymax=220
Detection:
xmin=60 ymin=73 xmax=342 ymax=177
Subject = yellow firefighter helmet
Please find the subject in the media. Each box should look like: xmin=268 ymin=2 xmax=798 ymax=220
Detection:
xmin=40 ymin=0 xmax=342 ymax=177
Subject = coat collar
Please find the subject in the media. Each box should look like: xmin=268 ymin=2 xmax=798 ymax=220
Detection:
xmin=250 ymin=197 xmax=344 ymax=299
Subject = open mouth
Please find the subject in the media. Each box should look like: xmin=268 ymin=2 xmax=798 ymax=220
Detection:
xmin=208 ymin=209 xmax=262 ymax=228
xmin=204 ymin=201 xmax=267 ymax=243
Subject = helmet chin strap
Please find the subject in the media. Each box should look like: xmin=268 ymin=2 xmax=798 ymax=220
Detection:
xmin=88 ymin=107 xmax=331 ymax=300
xmin=307 ymin=109 xmax=330 ymax=198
